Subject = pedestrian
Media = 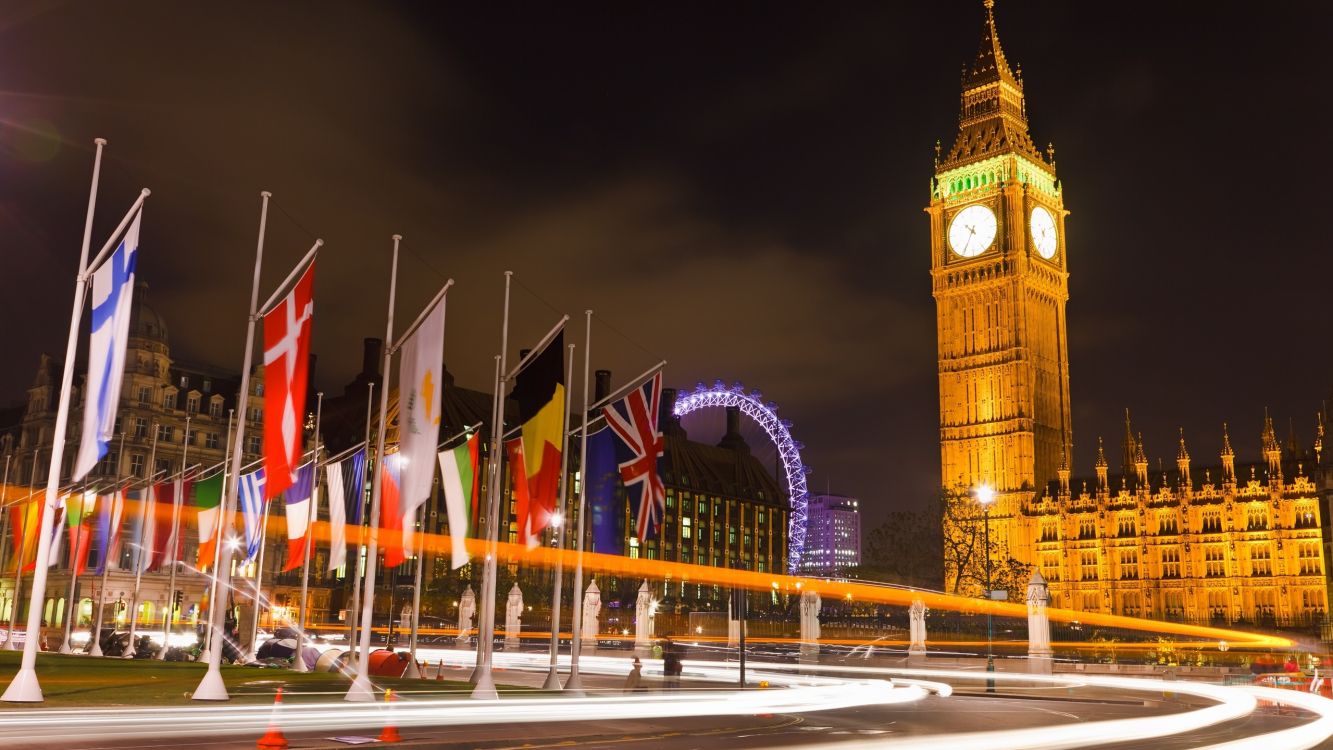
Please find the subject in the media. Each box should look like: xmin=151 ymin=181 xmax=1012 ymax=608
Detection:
xmin=662 ymin=638 xmax=682 ymax=689
xmin=624 ymin=657 xmax=644 ymax=693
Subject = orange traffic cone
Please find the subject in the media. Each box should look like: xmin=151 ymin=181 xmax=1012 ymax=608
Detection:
xmin=436 ymin=659 xmax=445 ymax=681
xmin=378 ymin=688 xmax=402 ymax=743
xmin=256 ymin=688 xmax=289 ymax=749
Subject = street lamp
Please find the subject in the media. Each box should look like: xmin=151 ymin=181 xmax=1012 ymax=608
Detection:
xmin=974 ymin=484 xmax=996 ymax=691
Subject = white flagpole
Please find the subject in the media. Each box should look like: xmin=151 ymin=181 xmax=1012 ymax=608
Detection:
xmin=565 ymin=309 xmax=593 ymax=695
xmin=124 ymin=425 xmax=161 ymax=658
xmin=88 ymin=432 xmax=126 ymax=657
xmin=157 ymin=415 xmax=190 ymax=659
xmin=541 ymin=342 xmax=576 ymax=691
xmin=246 ymin=498 xmax=272 ymax=662
xmin=199 ymin=409 xmax=235 ymax=664
xmin=0 ymin=453 xmax=12 ymax=639
xmin=347 ymin=381 xmax=374 ymax=663
xmin=294 ymin=392 xmax=323 ymax=673
xmin=346 ymin=235 xmax=401 ymax=702
xmin=2 ymin=138 xmax=113 ymax=702
xmin=471 ymin=353 xmax=499 ymax=678
xmin=193 ymin=191 xmax=272 ymax=701
xmin=471 ymin=271 xmax=512 ymax=701
xmin=58 ymin=479 xmax=89 ymax=654
xmin=6 ymin=451 xmax=41 ymax=651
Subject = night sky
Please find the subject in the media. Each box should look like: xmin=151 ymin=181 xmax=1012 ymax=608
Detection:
xmin=1 ymin=1 xmax=1330 ymax=530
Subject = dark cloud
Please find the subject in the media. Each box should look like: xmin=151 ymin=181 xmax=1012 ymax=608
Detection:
xmin=1 ymin=1 xmax=1330 ymax=532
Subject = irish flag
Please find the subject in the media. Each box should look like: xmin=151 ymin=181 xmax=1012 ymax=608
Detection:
xmin=194 ymin=474 xmax=224 ymax=571
xmin=66 ymin=492 xmax=96 ymax=575
xmin=438 ymin=432 xmax=479 ymax=569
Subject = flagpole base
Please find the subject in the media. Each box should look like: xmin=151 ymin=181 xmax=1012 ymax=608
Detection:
xmin=541 ymin=668 xmax=564 ymax=691
xmin=58 ymin=641 xmax=72 ymax=655
xmin=191 ymin=663 xmax=229 ymax=701
xmin=89 ymin=642 xmax=103 ymax=657
xmin=345 ymin=674 xmax=375 ymax=702
xmin=1 ymin=668 xmax=44 ymax=703
xmin=563 ymin=668 xmax=586 ymax=697
xmin=471 ymin=666 xmax=498 ymax=700
xmin=402 ymin=658 xmax=420 ymax=680
xmin=3 ymin=636 xmax=16 ymax=651
xmin=197 ymin=648 xmax=209 ymax=663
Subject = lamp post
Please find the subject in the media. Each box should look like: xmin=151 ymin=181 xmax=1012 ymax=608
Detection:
xmin=974 ymin=484 xmax=995 ymax=692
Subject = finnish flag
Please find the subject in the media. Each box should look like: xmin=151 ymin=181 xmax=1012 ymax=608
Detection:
xmin=73 ymin=209 xmax=141 ymax=481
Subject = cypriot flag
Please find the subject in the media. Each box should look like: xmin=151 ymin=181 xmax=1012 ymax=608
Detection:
xmin=396 ymin=296 xmax=445 ymax=554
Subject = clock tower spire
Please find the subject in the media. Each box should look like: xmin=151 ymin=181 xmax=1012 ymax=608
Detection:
xmin=932 ymin=0 xmax=1072 ymax=576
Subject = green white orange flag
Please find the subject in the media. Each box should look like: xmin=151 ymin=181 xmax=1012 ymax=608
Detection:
xmin=194 ymin=473 xmax=224 ymax=571
xmin=438 ymin=432 xmax=479 ymax=569
xmin=65 ymin=491 xmax=96 ymax=575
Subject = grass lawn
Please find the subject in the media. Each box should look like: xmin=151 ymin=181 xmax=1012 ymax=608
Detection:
xmin=0 ymin=651 xmax=526 ymax=707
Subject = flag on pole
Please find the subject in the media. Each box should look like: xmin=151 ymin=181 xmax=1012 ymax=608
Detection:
xmin=158 ymin=477 xmax=191 ymax=568
xmin=238 ymin=468 xmax=267 ymax=562
xmin=194 ymin=473 xmax=223 ymax=570
xmin=397 ymin=297 xmax=445 ymax=559
xmin=585 ymin=426 xmax=624 ymax=554
xmin=10 ymin=500 xmax=40 ymax=573
xmin=438 ymin=432 xmax=479 ymax=569
xmin=379 ymin=455 xmax=407 ymax=568
xmin=511 ymin=329 xmax=564 ymax=546
xmin=262 ymin=261 xmax=315 ymax=499
xmin=325 ymin=449 xmax=365 ymax=573
xmin=281 ymin=463 xmax=316 ymax=572
xmin=45 ymin=495 xmax=68 ymax=569
xmin=604 ymin=371 xmax=666 ymax=542
xmin=93 ymin=490 xmax=125 ymax=574
xmin=66 ymin=491 xmax=96 ymax=575
xmin=126 ymin=488 xmax=153 ymax=573
xmin=504 ymin=438 xmax=536 ymax=549
xmin=73 ymin=209 xmax=141 ymax=481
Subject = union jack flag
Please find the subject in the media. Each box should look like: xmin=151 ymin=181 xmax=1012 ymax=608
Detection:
xmin=603 ymin=371 xmax=665 ymax=541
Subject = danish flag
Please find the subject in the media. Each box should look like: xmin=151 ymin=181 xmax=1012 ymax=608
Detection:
xmin=262 ymin=261 xmax=315 ymax=499
xmin=603 ymin=371 xmax=665 ymax=541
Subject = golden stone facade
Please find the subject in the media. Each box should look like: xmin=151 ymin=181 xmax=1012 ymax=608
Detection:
xmin=932 ymin=3 xmax=1329 ymax=627
xmin=1029 ymin=420 xmax=1327 ymax=626
xmin=929 ymin=1 xmax=1071 ymax=561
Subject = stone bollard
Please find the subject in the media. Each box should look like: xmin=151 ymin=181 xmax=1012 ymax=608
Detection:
xmin=799 ymin=590 xmax=821 ymax=663
xmin=1026 ymin=570 xmax=1053 ymax=674
xmin=633 ymin=581 xmax=655 ymax=657
xmin=908 ymin=597 xmax=928 ymax=663
xmin=581 ymin=579 xmax=601 ymax=655
xmin=504 ymin=583 xmax=523 ymax=652
xmin=455 ymin=585 xmax=476 ymax=648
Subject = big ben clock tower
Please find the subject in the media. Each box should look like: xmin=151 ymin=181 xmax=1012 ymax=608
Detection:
xmin=930 ymin=0 xmax=1072 ymax=566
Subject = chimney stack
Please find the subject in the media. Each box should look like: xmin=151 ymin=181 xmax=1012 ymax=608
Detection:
xmin=362 ymin=338 xmax=382 ymax=379
xmin=595 ymin=370 xmax=612 ymax=402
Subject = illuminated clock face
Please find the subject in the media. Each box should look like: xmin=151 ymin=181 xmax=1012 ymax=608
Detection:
xmin=1030 ymin=205 xmax=1058 ymax=259
xmin=948 ymin=204 xmax=997 ymax=258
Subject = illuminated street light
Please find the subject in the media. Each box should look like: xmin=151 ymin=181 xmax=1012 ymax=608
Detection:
xmin=973 ymin=483 xmax=996 ymax=692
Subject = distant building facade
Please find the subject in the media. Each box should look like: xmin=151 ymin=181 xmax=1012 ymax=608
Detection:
xmin=801 ymin=493 xmax=861 ymax=577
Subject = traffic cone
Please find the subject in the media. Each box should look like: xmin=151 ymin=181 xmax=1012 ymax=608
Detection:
xmin=377 ymin=688 xmax=402 ymax=743
xmin=256 ymin=688 xmax=289 ymax=749
xmin=435 ymin=659 xmax=445 ymax=681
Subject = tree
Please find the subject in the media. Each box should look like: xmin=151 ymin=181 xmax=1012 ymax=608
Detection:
xmin=940 ymin=485 xmax=1031 ymax=600
xmin=852 ymin=509 xmax=944 ymax=589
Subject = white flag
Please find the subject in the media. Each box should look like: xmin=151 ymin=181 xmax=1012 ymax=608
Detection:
xmin=396 ymin=297 xmax=445 ymax=552
xmin=73 ymin=209 xmax=141 ymax=481
xmin=45 ymin=495 xmax=68 ymax=569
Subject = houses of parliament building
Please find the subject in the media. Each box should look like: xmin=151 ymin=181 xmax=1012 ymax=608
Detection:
xmin=931 ymin=1 xmax=1329 ymax=626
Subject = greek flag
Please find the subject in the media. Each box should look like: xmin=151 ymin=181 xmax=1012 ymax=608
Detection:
xmin=73 ymin=208 xmax=142 ymax=481
xmin=238 ymin=467 xmax=267 ymax=562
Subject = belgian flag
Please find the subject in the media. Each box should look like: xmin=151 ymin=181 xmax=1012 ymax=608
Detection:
xmin=511 ymin=330 xmax=565 ymax=546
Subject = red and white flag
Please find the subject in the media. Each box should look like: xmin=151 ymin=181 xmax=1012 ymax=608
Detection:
xmin=262 ymin=261 xmax=316 ymax=499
